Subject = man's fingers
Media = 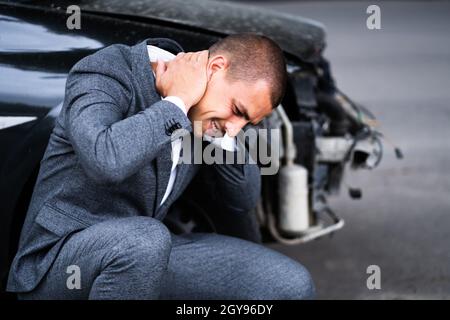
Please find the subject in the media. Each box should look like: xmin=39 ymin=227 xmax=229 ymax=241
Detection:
xmin=175 ymin=52 xmax=185 ymax=60
xmin=156 ymin=50 xmax=209 ymax=109
xmin=173 ymin=51 xmax=208 ymax=65
xmin=196 ymin=50 xmax=209 ymax=65
xmin=184 ymin=52 xmax=194 ymax=61
xmin=155 ymin=59 xmax=166 ymax=79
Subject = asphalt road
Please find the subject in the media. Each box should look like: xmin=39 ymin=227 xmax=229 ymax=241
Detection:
xmin=242 ymin=0 xmax=450 ymax=299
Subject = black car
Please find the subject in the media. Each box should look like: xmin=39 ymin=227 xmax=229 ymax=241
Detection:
xmin=0 ymin=0 xmax=387 ymax=298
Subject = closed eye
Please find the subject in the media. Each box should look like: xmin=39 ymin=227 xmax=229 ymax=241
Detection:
xmin=233 ymin=101 xmax=252 ymax=123
xmin=233 ymin=105 xmax=244 ymax=117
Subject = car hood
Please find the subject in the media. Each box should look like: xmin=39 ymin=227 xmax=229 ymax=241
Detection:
xmin=78 ymin=0 xmax=326 ymax=62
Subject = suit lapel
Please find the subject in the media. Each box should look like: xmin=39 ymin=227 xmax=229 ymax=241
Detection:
xmin=154 ymin=143 xmax=173 ymax=213
xmin=154 ymin=134 xmax=196 ymax=218
xmin=167 ymin=132 xmax=195 ymax=201
xmin=133 ymin=37 xmax=188 ymax=216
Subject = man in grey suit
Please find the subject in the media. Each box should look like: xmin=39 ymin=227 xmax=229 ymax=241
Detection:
xmin=7 ymin=34 xmax=315 ymax=299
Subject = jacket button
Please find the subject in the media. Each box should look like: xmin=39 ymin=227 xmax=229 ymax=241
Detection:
xmin=165 ymin=119 xmax=182 ymax=136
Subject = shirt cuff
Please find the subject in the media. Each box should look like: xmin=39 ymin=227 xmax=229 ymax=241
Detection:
xmin=162 ymin=96 xmax=187 ymax=116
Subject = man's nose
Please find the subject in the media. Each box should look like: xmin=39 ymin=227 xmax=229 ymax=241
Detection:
xmin=225 ymin=118 xmax=248 ymax=137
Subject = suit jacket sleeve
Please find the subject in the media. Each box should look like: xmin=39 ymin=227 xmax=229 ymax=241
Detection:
xmin=194 ymin=142 xmax=261 ymax=213
xmin=62 ymin=46 xmax=191 ymax=184
xmin=185 ymin=145 xmax=261 ymax=242
xmin=209 ymin=149 xmax=261 ymax=213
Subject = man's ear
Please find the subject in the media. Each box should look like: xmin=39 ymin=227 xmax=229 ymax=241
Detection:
xmin=207 ymin=55 xmax=228 ymax=81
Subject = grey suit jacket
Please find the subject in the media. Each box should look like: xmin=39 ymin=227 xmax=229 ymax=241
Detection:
xmin=7 ymin=38 xmax=261 ymax=293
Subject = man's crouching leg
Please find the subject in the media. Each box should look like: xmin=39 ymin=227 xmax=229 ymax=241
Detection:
xmin=18 ymin=216 xmax=172 ymax=300
xmin=160 ymin=233 xmax=315 ymax=300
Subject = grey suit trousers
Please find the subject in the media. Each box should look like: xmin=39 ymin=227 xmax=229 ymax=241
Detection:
xmin=18 ymin=216 xmax=315 ymax=300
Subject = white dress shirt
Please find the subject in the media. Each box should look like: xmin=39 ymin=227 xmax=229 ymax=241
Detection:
xmin=147 ymin=45 xmax=236 ymax=206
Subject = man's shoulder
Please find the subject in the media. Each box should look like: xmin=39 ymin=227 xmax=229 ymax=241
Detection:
xmin=70 ymin=43 xmax=134 ymax=75
xmin=69 ymin=37 xmax=183 ymax=75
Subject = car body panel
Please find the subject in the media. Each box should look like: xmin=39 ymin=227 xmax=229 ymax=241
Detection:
xmin=15 ymin=0 xmax=326 ymax=62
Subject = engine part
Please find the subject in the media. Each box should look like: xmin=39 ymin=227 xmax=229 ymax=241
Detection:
xmin=316 ymin=136 xmax=354 ymax=163
xmin=276 ymin=105 xmax=311 ymax=234
xmin=278 ymin=164 xmax=310 ymax=235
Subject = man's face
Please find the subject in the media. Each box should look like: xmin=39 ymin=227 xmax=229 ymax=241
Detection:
xmin=188 ymin=54 xmax=273 ymax=137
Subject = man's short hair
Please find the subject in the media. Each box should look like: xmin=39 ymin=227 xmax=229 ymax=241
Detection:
xmin=209 ymin=33 xmax=287 ymax=108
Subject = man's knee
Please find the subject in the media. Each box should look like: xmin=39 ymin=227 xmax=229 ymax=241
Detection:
xmin=276 ymin=263 xmax=316 ymax=300
xmin=97 ymin=217 xmax=172 ymax=266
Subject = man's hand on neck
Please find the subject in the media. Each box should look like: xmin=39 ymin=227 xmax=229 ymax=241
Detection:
xmin=153 ymin=51 xmax=209 ymax=112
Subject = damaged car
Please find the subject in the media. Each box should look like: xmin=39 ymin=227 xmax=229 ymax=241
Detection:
xmin=0 ymin=0 xmax=401 ymax=297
